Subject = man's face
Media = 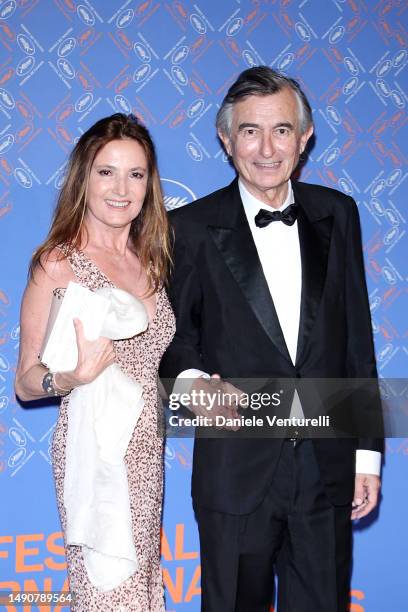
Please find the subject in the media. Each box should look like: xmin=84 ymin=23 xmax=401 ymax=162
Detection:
xmin=219 ymin=88 xmax=313 ymax=207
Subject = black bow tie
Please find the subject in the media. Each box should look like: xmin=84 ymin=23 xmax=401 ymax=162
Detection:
xmin=254 ymin=203 xmax=299 ymax=228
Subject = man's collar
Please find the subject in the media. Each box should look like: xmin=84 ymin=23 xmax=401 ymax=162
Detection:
xmin=238 ymin=179 xmax=294 ymax=216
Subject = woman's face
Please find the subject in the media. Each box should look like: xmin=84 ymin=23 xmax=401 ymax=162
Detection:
xmin=85 ymin=138 xmax=148 ymax=232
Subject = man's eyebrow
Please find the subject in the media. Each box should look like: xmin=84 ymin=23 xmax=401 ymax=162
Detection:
xmin=238 ymin=122 xmax=260 ymax=131
xmin=272 ymin=121 xmax=294 ymax=129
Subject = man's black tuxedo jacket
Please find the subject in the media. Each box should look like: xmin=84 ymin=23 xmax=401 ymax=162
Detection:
xmin=160 ymin=179 xmax=383 ymax=514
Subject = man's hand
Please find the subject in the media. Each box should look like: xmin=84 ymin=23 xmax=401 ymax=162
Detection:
xmin=189 ymin=373 xmax=246 ymax=429
xmin=351 ymin=473 xmax=381 ymax=520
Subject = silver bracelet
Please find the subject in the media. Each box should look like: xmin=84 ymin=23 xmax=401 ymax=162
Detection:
xmin=41 ymin=371 xmax=71 ymax=397
xmin=41 ymin=371 xmax=58 ymax=396
xmin=53 ymin=372 xmax=72 ymax=396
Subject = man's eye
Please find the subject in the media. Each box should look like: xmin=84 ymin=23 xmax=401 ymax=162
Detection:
xmin=276 ymin=128 xmax=289 ymax=135
xmin=244 ymin=128 xmax=256 ymax=136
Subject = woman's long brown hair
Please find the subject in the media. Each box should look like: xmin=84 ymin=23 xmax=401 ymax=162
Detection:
xmin=30 ymin=113 xmax=171 ymax=293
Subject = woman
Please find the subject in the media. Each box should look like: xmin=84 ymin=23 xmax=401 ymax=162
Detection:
xmin=15 ymin=113 xmax=175 ymax=611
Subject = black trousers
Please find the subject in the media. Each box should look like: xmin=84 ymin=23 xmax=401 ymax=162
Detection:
xmin=194 ymin=440 xmax=352 ymax=612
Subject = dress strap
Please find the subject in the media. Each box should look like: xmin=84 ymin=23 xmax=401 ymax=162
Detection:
xmin=59 ymin=245 xmax=114 ymax=292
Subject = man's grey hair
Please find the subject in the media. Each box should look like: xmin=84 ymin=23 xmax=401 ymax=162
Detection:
xmin=216 ymin=66 xmax=313 ymax=137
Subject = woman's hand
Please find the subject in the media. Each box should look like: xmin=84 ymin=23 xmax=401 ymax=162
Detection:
xmin=56 ymin=319 xmax=116 ymax=390
xmin=15 ymin=255 xmax=117 ymax=401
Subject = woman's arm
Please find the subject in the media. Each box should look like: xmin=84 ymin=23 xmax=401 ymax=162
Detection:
xmin=15 ymin=254 xmax=115 ymax=401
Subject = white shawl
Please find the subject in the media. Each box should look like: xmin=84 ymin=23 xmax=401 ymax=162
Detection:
xmin=45 ymin=282 xmax=148 ymax=591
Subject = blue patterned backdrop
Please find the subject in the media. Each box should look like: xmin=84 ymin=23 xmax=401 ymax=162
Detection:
xmin=0 ymin=0 xmax=406 ymax=610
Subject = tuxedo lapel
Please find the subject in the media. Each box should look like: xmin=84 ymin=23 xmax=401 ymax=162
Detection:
xmin=294 ymin=185 xmax=333 ymax=365
xmin=208 ymin=181 xmax=292 ymax=365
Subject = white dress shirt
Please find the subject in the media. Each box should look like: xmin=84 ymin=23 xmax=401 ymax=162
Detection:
xmin=175 ymin=179 xmax=381 ymax=476
xmin=240 ymin=180 xmax=301 ymax=364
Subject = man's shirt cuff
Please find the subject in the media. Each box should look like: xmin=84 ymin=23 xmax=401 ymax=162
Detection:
xmin=355 ymin=450 xmax=381 ymax=475
xmin=172 ymin=369 xmax=210 ymax=397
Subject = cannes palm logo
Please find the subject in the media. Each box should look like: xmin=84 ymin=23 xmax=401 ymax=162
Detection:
xmin=295 ymin=21 xmax=311 ymax=42
xmin=338 ymin=177 xmax=353 ymax=195
xmin=383 ymin=226 xmax=399 ymax=247
xmin=343 ymin=76 xmax=359 ymax=96
xmin=172 ymin=45 xmax=189 ymax=65
xmin=0 ymin=87 xmax=15 ymax=110
xmin=278 ymin=52 xmax=294 ymax=71
xmin=187 ymin=99 xmax=204 ymax=119
xmin=114 ymin=94 xmax=132 ymax=114
xmin=0 ymin=396 xmax=8 ymax=415
xmin=161 ymin=178 xmax=196 ymax=211
xmin=133 ymin=64 xmax=151 ymax=83
xmin=190 ymin=13 xmax=206 ymax=34
xmin=344 ymin=56 xmax=359 ymax=76
xmin=326 ymin=106 xmax=342 ymax=125
xmin=75 ymin=92 xmax=94 ymax=113
xmin=381 ymin=265 xmax=397 ymax=285
xmin=0 ymin=1 xmax=17 ymax=20
xmin=17 ymin=33 xmax=35 ymax=55
xmin=134 ymin=42 xmax=151 ymax=62
xmin=186 ymin=141 xmax=203 ymax=161
xmin=226 ymin=17 xmax=243 ymax=37
xmin=116 ymin=8 xmax=134 ymax=28
xmin=58 ymin=37 xmax=76 ymax=57
xmin=0 ymin=133 xmax=14 ymax=155
xmin=243 ymin=49 xmax=258 ymax=68
xmin=370 ymin=199 xmax=384 ymax=216
xmin=384 ymin=208 xmax=400 ymax=226
xmin=14 ymin=167 xmax=33 ymax=188
xmin=16 ymin=56 xmax=35 ymax=77
xmin=8 ymin=426 xmax=28 ymax=469
xmin=386 ymin=168 xmax=402 ymax=188
xmin=57 ymin=58 xmax=76 ymax=80
xmin=6 ymin=419 xmax=56 ymax=475
xmin=329 ymin=25 xmax=345 ymax=45
xmin=77 ymin=4 xmax=95 ymax=26
xmin=7 ymin=418 xmax=36 ymax=475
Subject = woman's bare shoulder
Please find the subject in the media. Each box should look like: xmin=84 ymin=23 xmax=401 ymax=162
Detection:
xmin=32 ymin=247 xmax=75 ymax=289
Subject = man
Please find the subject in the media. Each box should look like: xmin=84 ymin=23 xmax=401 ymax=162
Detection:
xmin=160 ymin=67 xmax=382 ymax=611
